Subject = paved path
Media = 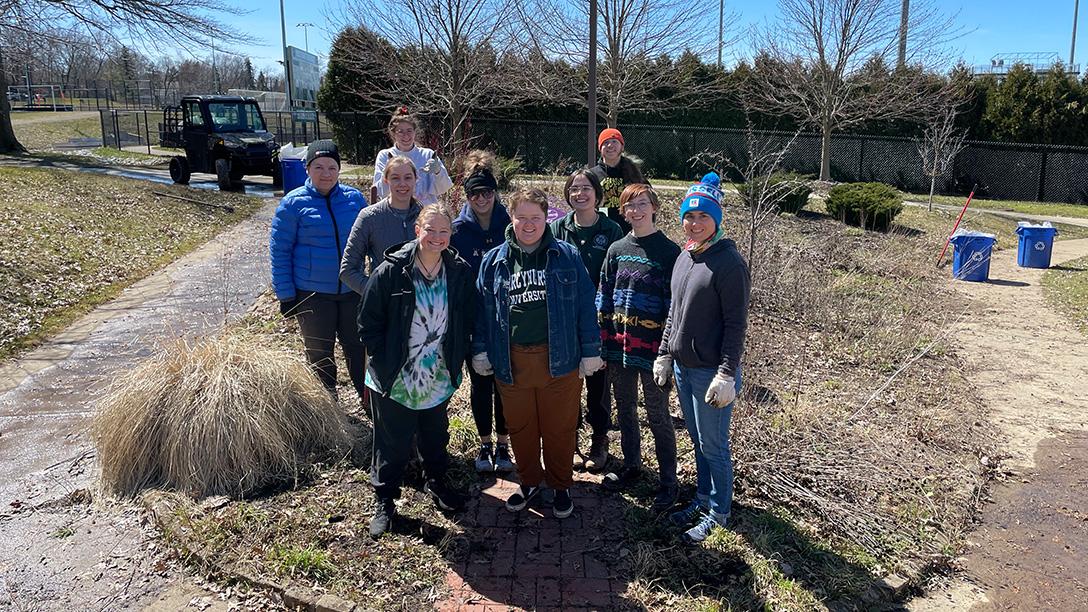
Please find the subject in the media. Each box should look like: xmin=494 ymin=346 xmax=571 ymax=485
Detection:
xmin=439 ymin=477 xmax=627 ymax=611
xmin=903 ymin=199 xmax=1088 ymax=229
xmin=0 ymin=191 xmax=278 ymax=610
xmin=909 ymin=238 xmax=1088 ymax=611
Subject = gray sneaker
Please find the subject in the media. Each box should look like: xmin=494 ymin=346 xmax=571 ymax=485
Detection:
xmin=474 ymin=443 xmax=495 ymax=473
xmin=494 ymin=443 xmax=515 ymax=473
xmin=669 ymin=498 xmax=706 ymax=527
xmin=681 ymin=511 xmax=728 ymax=544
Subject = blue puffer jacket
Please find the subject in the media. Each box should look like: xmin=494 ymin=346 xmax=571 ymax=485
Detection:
xmin=270 ymin=179 xmax=367 ymax=300
xmin=450 ymin=201 xmax=511 ymax=275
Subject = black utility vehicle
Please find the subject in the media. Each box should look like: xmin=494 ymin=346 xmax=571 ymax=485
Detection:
xmin=161 ymin=95 xmax=281 ymax=190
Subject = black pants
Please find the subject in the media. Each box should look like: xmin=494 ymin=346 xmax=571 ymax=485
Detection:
xmin=468 ymin=361 xmax=506 ymax=438
xmin=293 ymin=290 xmax=366 ymax=398
xmin=370 ymin=393 xmax=450 ymax=501
xmin=580 ymin=368 xmax=612 ymax=438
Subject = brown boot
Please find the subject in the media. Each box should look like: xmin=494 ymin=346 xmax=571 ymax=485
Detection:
xmin=583 ymin=434 xmax=610 ymax=472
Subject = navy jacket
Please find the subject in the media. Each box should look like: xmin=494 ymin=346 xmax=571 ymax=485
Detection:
xmin=450 ymin=202 xmax=511 ymax=275
xmin=270 ymin=179 xmax=366 ymax=300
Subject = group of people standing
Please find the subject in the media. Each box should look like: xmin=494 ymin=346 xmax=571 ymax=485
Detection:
xmin=268 ymin=109 xmax=750 ymax=545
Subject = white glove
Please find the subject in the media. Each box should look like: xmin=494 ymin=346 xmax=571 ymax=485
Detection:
xmin=652 ymin=355 xmax=673 ymax=387
xmin=471 ymin=353 xmax=493 ymax=376
xmin=578 ymin=356 xmax=604 ymax=378
xmin=421 ymin=157 xmax=441 ymax=175
xmin=704 ymin=373 xmax=737 ymax=408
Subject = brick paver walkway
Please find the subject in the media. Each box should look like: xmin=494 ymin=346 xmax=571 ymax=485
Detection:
xmin=438 ymin=473 xmax=631 ymax=611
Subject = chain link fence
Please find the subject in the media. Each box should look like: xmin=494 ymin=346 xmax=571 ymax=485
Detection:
xmin=468 ymin=118 xmax=1088 ymax=205
xmin=97 ymin=110 xmax=1088 ymax=204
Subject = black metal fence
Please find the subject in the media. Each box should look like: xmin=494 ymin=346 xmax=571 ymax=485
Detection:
xmin=468 ymin=118 xmax=1088 ymax=205
xmin=98 ymin=109 xmax=1088 ymax=204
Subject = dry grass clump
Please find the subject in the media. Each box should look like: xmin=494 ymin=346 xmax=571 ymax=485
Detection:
xmin=94 ymin=332 xmax=353 ymax=499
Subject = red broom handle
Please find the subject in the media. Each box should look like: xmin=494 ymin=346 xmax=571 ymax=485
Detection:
xmin=936 ymin=185 xmax=977 ymax=267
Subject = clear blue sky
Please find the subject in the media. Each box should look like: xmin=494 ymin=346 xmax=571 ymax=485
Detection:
xmin=223 ymin=0 xmax=1087 ymax=75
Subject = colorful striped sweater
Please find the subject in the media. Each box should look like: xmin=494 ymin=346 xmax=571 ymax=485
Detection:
xmin=596 ymin=231 xmax=681 ymax=371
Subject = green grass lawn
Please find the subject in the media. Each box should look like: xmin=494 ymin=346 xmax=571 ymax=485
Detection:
xmin=10 ymin=111 xmax=103 ymax=150
xmin=1042 ymin=255 xmax=1088 ymax=335
xmin=0 ymin=166 xmax=263 ymax=359
xmin=906 ymin=193 xmax=1088 ymax=220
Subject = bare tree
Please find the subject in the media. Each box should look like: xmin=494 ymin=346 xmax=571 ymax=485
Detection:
xmin=691 ymin=121 xmax=804 ymax=279
xmin=744 ymin=0 xmax=959 ymax=181
xmin=330 ymin=0 xmax=520 ymax=150
xmin=516 ymin=0 xmax=734 ymax=128
xmin=0 ymin=0 xmax=244 ymax=153
xmin=917 ymin=103 xmax=967 ymax=211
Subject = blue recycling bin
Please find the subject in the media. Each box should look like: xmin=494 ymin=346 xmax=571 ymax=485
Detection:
xmin=1015 ymin=224 xmax=1058 ymax=269
xmin=950 ymin=232 xmax=997 ymax=282
xmin=280 ymin=158 xmax=307 ymax=194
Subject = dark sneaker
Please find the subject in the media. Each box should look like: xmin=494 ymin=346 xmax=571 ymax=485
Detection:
xmin=505 ymin=484 xmax=539 ymax=512
xmin=494 ymin=443 xmax=515 ymax=473
xmin=369 ymin=500 xmax=395 ymax=539
xmin=601 ymin=466 xmax=642 ymax=492
xmin=553 ymin=489 xmax=574 ymax=519
xmin=682 ymin=511 xmax=728 ymax=544
xmin=651 ymin=485 xmax=679 ymax=514
xmin=424 ymin=479 xmax=465 ymax=512
xmin=583 ymin=435 xmax=610 ymax=472
xmin=474 ymin=443 xmax=495 ymax=473
xmin=669 ymin=498 xmax=706 ymax=527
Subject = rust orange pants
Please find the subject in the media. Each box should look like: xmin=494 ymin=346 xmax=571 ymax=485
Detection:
xmin=497 ymin=344 xmax=582 ymax=490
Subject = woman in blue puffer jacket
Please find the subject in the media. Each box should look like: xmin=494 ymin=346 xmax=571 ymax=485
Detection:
xmin=269 ymin=140 xmax=368 ymax=402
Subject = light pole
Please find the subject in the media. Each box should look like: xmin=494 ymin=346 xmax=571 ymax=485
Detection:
xmin=1073 ymin=0 xmax=1081 ymax=68
xmin=280 ymin=0 xmax=293 ymax=110
xmin=297 ymin=22 xmax=315 ymax=53
xmin=587 ymin=0 xmax=597 ymax=166
xmin=717 ymin=0 xmax=724 ymax=68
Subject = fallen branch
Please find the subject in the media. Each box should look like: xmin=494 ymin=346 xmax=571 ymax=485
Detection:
xmin=152 ymin=191 xmax=235 ymax=213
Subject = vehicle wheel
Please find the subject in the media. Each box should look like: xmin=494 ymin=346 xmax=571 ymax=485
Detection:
xmin=215 ymin=158 xmax=232 ymax=191
xmin=169 ymin=156 xmax=191 ymax=185
xmin=229 ymin=164 xmax=245 ymax=182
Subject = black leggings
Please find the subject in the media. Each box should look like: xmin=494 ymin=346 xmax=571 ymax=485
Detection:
xmin=293 ymin=290 xmax=366 ymax=398
xmin=468 ymin=362 xmax=506 ymax=438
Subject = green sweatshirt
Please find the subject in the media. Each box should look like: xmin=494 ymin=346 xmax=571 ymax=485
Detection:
xmin=506 ymin=224 xmax=552 ymax=346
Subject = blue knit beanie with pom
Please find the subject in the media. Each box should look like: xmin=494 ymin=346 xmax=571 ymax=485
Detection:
xmin=679 ymin=172 xmax=724 ymax=231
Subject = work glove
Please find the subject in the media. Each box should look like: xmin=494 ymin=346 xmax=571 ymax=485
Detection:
xmin=421 ymin=157 xmax=442 ymax=175
xmin=471 ymin=353 xmax=494 ymax=376
xmin=578 ymin=356 xmax=605 ymax=378
xmin=704 ymin=373 xmax=737 ymax=408
xmin=279 ymin=299 xmax=297 ymax=317
xmin=652 ymin=355 xmax=673 ymax=387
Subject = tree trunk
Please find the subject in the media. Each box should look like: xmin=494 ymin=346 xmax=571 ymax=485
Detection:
xmin=0 ymin=51 xmax=27 ymax=154
xmin=928 ymin=175 xmax=936 ymax=212
xmin=819 ymin=122 xmax=832 ymax=181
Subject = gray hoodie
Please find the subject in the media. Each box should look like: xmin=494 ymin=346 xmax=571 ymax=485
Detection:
xmin=659 ymin=238 xmax=750 ymax=378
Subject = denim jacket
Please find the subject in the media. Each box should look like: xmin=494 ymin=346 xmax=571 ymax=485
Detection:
xmin=473 ymin=230 xmax=601 ymax=384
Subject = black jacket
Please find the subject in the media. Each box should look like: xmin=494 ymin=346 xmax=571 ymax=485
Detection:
xmin=357 ymin=240 xmax=475 ymax=397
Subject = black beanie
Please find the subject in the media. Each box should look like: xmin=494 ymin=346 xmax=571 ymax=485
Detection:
xmin=306 ymin=139 xmax=340 ymax=167
xmin=463 ymin=169 xmax=498 ymax=193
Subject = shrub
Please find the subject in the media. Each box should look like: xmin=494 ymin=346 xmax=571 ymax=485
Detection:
xmin=825 ymin=182 xmax=903 ymax=231
xmin=94 ymin=332 xmax=353 ymax=499
xmin=738 ymin=171 xmax=814 ymax=214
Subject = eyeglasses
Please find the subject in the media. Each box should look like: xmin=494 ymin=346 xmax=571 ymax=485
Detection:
xmin=468 ymin=189 xmax=495 ymax=200
xmin=622 ymin=200 xmax=653 ymax=211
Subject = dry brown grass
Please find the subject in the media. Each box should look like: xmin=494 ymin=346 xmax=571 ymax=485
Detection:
xmin=94 ymin=331 xmax=354 ymax=499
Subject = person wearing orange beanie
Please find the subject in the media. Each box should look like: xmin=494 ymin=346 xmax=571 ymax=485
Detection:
xmin=589 ymin=128 xmax=648 ymax=234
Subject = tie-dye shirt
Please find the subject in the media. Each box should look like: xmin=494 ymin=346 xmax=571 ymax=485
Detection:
xmin=388 ymin=266 xmax=455 ymax=409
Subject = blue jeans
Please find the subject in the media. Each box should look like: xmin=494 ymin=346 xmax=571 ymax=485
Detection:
xmin=673 ymin=363 xmax=742 ymax=519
